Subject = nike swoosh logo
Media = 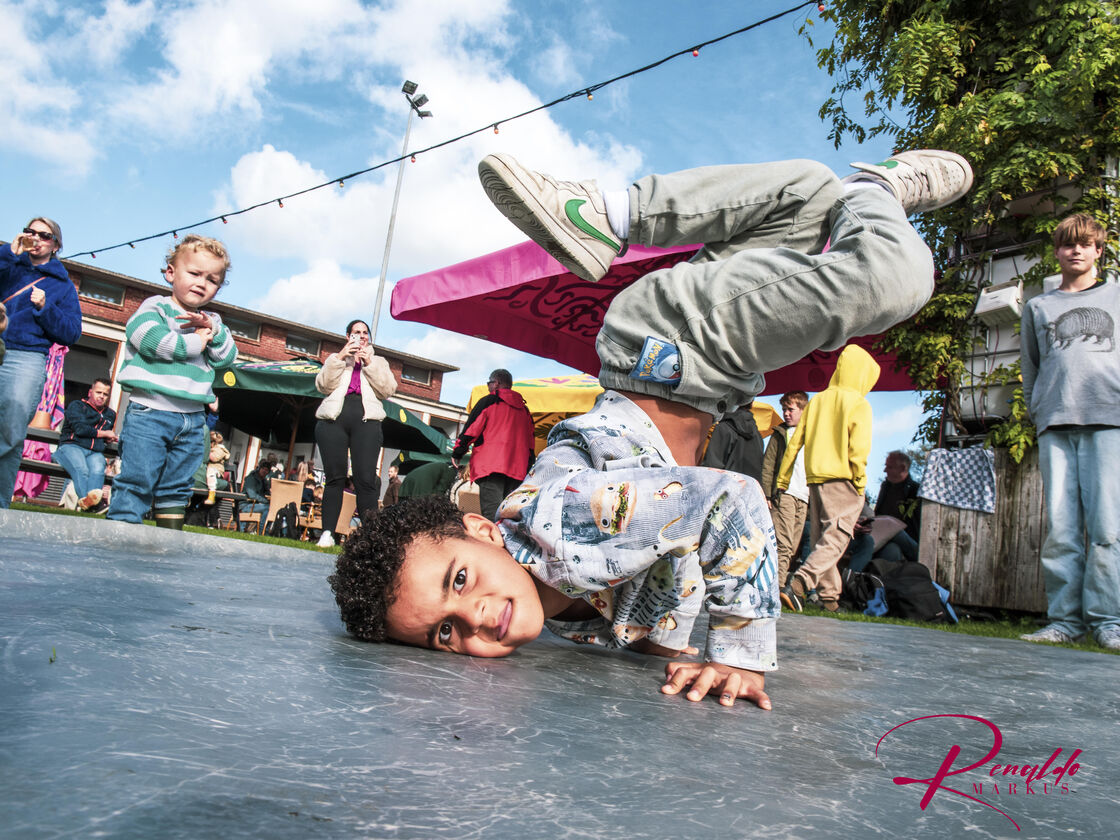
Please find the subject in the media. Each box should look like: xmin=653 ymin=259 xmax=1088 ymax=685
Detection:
xmin=564 ymin=199 xmax=621 ymax=253
xmin=877 ymin=160 xmax=899 ymax=169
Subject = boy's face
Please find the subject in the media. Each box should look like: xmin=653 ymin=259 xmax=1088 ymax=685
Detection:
xmin=385 ymin=514 xmax=545 ymax=657
xmin=166 ymin=248 xmax=226 ymax=311
xmin=781 ymin=402 xmax=803 ymax=427
xmin=1054 ymin=240 xmax=1102 ymax=279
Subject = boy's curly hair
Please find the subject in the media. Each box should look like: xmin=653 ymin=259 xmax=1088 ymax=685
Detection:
xmin=329 ymin=494 xmax=468 ymax=642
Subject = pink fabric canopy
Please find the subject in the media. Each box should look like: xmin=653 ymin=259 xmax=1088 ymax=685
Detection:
xmin=392 ymin=241 xmax=913 ymax=394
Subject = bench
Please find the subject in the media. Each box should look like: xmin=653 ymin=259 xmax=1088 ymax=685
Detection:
xmin=19 ymin=427 xmax=117 ymax=488
xmin=19 ymin=425 xmax=247 ymax=523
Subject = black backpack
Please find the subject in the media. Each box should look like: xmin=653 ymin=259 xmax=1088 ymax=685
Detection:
xmin=266 ymin=502 xmax=300 ymax=540
xmin=840 ymin=565 xmax=886 ymax=613
xmin=882 ymin=561 xmax=948 ymax=622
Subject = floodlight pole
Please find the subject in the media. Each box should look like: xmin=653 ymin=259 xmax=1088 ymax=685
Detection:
xmin=370 ymin=81 xmax=432 ymax=346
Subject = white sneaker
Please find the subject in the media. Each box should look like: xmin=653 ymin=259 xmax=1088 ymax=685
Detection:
xmin=78 ymin=489 xmax=103 ymax=511
xmin=1095 ymin=625 xmax=1120 ymax=651
xmin=1020 ymin=624 xmax=1080 ymax=644
xmin=847 ymin=150 xmax=973 ymax=215
xmin=317 ymin=531 xmax=335 ymax=548
xmin=478 ymin=153 xmax=623 ymax=282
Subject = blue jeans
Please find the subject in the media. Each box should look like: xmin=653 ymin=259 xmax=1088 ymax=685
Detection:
xmin=107 ymin=403 xmax=206 ymax=524
xmin=52 ymin=444 xmax=107 ymax=499
xmin=0 ymin=349 xmax=48 ymax=508
xmin=1038 ymin=428 xmax=1120 ymax=639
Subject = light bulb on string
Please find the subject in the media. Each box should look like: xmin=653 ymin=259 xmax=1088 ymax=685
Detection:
xmin=692 ymin=49 xmax=699 ymax=57
xmin=221 ymin=216 xmax=228 ymax=224
xmin=411 ymin=155 xmax=416 ymax=163
xmin=277 ymin=199 xmax=284 ymax=208
xmin=493 ymin=124 xmax=500 ymax=134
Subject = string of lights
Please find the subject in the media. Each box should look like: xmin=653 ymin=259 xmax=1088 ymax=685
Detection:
xmin=64 ymin=1 xmax=821 ymax=261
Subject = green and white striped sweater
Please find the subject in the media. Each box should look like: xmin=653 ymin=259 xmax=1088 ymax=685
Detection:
xmin=117 ymin=295 xmax=238 ymax=406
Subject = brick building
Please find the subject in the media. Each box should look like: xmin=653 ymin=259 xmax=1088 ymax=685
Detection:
xmin=61 ymin=257 xmax=466 ymax=482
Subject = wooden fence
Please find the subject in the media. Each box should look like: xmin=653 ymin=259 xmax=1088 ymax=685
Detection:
xmin=918 ymin=447 xmax=1047 ymax=612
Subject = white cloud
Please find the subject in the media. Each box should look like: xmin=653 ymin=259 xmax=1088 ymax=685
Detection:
xmin=248 ymin=257 xmax=378 ymax=330
xmin=68 ymin=0 xmax=156 ymax=68
xmin=0 ymin=1 xmax=95 ymax=173
xmin=874 ymin=402 xmax=924 ymax=439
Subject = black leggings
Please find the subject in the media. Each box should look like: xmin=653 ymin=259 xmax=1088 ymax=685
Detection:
xmin=315 ymin=394 xmax=382 ymax=534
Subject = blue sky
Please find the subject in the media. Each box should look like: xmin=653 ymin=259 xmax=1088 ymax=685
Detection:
xmin=2 ymin=0 xmax=925 ymax=488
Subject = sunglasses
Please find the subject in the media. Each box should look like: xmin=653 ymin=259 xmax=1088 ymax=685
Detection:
xmin=23 ymin=227 xmax=56 ymax=243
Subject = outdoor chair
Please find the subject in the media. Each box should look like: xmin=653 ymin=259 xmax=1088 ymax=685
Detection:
xmin=261 ymin=479 xmax=305 ymax=534
xmin=335 ymin=491 xmax=358 ymax=540
xmin=299 ymin=503 xmax=322 ymax=542
xmin=236 ymin=510 xmax=262 ymax=534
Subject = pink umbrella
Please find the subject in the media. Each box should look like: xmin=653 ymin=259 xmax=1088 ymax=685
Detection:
xmin=392 ymin=241 xmax=699 ymax=376
xmin=392 ymin=242 xmax=913 ymax=393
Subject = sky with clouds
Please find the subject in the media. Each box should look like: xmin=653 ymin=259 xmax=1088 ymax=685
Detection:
xmin=1 ymin=0 xmax=929 ymax=490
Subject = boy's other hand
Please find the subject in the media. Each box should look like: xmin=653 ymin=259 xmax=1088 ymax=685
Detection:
xmin=662 ymin=661 xmax=771 ymax=710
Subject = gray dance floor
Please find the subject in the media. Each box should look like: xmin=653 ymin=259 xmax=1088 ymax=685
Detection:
xmin=1 ymin=509 xmax=1115 ymax=839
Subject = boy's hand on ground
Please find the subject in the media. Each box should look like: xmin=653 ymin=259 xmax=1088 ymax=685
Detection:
xmin=628 ymin=638 xmax=698 ymax=658
xmin=662 ymin=661 xmax=771 ymax=710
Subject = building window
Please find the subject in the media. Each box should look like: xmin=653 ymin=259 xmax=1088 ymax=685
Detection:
xmin=222 ymin=314 xmax=260 ymax=341
xmin=285 ymin=333 xmax=320 ymax=356
xmin=77 ymin=277 xmax=124 ymax=305
xmin=401 ymin=364 xmax=431 ymax=385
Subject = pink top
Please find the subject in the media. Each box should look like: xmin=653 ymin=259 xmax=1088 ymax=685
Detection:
xmin=345 ymin=362 xmax=362 ymax=395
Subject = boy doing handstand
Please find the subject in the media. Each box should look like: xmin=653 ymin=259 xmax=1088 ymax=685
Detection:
xmin=331 ymin=149 xmax=972 ymax=708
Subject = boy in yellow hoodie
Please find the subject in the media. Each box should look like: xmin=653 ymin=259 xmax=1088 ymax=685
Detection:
xmin=776 ymin=344 xmax=880 ymax=612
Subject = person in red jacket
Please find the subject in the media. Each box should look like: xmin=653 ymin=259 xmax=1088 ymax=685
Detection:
xmin=451 ymin=369 xmax=535 ymax=521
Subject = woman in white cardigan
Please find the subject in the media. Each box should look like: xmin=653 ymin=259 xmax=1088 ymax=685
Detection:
xmin=314 ymin=319 xmax=397 ymax=546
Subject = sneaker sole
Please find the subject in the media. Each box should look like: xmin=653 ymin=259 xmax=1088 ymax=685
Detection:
xmin=478 ymin=154 xmax=612 ymax=282
xmin=780 ymin=590 xmax=803 ymax=613
xmin=851 ymin=150 xmax=973 ymax=214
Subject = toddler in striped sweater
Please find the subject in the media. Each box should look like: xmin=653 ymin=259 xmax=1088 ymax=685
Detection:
xmin=107 ymin=235 xmax=238 ymax=528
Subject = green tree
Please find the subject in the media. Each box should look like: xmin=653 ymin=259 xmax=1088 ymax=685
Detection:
xmin=802 ymin=0 xmax=1120 ymax=459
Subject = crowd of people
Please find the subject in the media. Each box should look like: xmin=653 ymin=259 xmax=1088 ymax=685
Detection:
xmin=4 ymin=144 xmax=1117 ymax=704
xmin=0 ymin=229 xmax=401 ymax=539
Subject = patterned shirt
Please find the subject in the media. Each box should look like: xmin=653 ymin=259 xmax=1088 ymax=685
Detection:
xmin=498 ymin=391 xmax=779 ymax=672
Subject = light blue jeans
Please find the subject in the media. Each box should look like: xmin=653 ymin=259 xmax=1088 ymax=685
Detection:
xmin=1037 ymin=428 xmax=1120 ymax=639
xmin=52 ymin=443 xmax=107 ymax=499
xmin=596 ymin=161 xmax=934 ymax=417
xmin=106 ymin=403 xmax=206 ymax=524
xmin=0 ymin=349 xmax=48 ymax=508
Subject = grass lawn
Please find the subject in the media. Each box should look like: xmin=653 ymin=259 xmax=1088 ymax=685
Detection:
xmin=794 ymin=602 xmax=1117 ymax=655
xmin=10 ymin=501 xmax=339 ymax=554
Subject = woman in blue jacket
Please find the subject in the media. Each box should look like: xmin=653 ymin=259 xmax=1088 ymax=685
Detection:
xmin=0 ymin=218 xmax=83 ymax=508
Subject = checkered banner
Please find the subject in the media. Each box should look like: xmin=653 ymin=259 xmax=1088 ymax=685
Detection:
xmin=918 ymin=447 xmax=997 ymax=514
